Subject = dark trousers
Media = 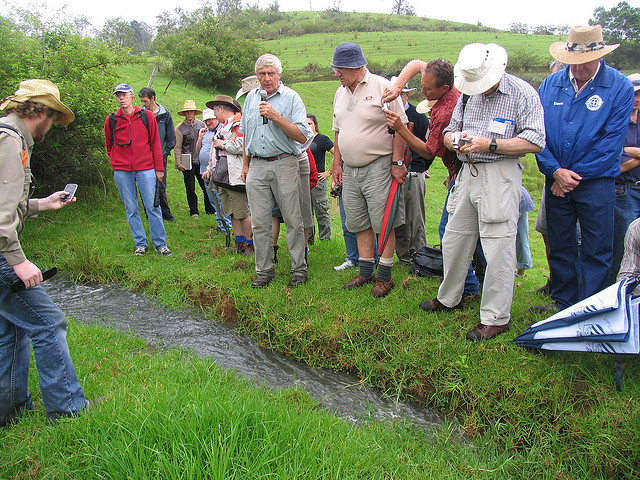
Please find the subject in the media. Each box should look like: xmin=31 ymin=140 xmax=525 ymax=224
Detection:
xmin=182 ymin=163 xmax=215 ymax=216
xmin=158 ymin=155 xmax=174 ymax=220
xmin=546 ymin=177 xmax=615 ymax=309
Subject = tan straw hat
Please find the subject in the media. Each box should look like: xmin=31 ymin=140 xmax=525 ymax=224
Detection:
xmin=453 ymin=43 xmax=508 ymax=96
xmin=549 ymin=25 xmax=619 ymax=65
xmin=177 ymin=99 xmax=202 ymax=116
xmin=0 ymin=79 xmax=75 ymax=126
xmin=235 ymin=75 xmax=260 ymax=100
xmin=416 ymin=99 xmax=437 ymax=114
xmin=206 ymin=94 xmax=242 ymax=113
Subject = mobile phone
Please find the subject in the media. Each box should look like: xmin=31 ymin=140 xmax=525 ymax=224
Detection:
xmin=9 ymin=267 xmax=58 ymax=293
xmin=62 ymin=183 xmax=78 ymax=201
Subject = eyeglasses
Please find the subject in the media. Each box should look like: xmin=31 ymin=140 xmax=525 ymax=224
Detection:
xmin=332 ymin=67 xmax=346 ymax=74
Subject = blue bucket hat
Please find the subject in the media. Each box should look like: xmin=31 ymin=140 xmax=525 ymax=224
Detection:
xmin=331 ymin=42 xmax=368 ymax=69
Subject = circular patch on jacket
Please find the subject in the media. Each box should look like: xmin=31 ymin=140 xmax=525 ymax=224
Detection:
xmin=585 ymin=95 xmax=603 ymax=111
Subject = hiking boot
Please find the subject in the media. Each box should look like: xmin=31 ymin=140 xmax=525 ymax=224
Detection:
xmin=334 ymin=259 xmax=356 ymax=271
xmin=243 ymin=244 xmax=255 ymax=256
xmin=251 ymin=276 xmax=273 ymax=288
xmin=371 ymin=279 xmax=394 ymax=298
xmin=235 ymin=241 xmax=246 ymax=254
xmin=419 ymin=297 xmax=463 ymax=312
xmin=343 ymin=274 xmax=376 ymax=290
xmin=134 ymin=247 xmax=147 ymax=256
xmin=155 ymin=246 xmax=172 ymax=256
xmin=466 ymin=323 xmax=510 ymax=341
xmin=532 ymin=277 xmax=552 ymax=296
xmin=529 ymin=302 xmax=559 ymax=314
xmin=288 ymin=274 xmax=307 ymax=287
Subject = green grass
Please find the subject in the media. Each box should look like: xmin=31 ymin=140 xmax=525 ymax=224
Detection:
xmin=262 ymin=30 xmax=560 ymax=70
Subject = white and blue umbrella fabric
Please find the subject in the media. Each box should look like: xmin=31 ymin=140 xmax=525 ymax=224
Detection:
xmin=514 ymin=278 xmax=640 ymax=354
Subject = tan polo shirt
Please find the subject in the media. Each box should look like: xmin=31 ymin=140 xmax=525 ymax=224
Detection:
xmin=332 ymin=69 xmax=407 ymax=167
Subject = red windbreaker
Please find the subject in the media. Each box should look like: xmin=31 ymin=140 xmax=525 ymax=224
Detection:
xmin=104 ymin=106 xmax=164 ymax=172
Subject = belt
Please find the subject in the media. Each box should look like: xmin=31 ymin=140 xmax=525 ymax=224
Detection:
xmin=616 ymin=181 xmax=640 ymax=187
xmin=252 ymin=153 xmax=292 ymax=162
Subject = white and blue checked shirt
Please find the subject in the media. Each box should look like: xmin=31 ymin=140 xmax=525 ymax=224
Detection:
xmin=444 ymin=72 xmax=546 ymax=163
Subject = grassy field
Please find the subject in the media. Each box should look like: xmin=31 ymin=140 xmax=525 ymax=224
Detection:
xmin=262 ymin=30 xmax=559 ymax=70
xmin=4 ymin=32 xmax=640 ymax=478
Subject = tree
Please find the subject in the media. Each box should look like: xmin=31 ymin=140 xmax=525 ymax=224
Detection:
xmin=0 ymin=12 xmax=137 ymax=192
xmin=391 ymin=0 xmax=415 ymax=15
xmin=590 ymin=1 xmax=640 ymax=68
xmin=154 ymin=12 xmax=260 ymax=89
xmin=99 ymin=18 xmax=136 ymax=50
xmin=217 ymin=0 xmax=242 ymax=20
xmin=508 ymin=22 xmax=529 ymax=34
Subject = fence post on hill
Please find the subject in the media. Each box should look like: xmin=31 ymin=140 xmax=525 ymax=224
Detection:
xmin=148 ymin=66 xmax=158 ymax=88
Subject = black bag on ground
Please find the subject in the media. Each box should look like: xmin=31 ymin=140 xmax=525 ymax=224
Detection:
xmin=411 ymin=245 xmax=444 ymax=278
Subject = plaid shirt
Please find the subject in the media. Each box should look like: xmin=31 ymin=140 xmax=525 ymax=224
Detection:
xmin=617 ymin=217 xmax=640 ymax=296
xmin=444 ymin=73 xmax=545 ymax=163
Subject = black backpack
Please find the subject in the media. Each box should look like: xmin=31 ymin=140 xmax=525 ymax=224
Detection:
xmin=410 ymin=245 xmax=444 ymax=278
xmin=109 ymin=107 xmax=150 ymax=147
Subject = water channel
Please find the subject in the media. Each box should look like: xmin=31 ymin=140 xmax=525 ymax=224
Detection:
xmin=45 ymin=276 xmax=455 ymax=435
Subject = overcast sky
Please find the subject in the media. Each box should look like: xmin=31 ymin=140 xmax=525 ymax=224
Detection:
xmin=2 ymin=0 xmax=621 ymax=31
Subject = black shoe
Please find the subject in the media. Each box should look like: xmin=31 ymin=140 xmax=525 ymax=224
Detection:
xmin=288 ymin=274 xmax=307 ymax=287
xmin=163 ymin=215 xmax=176 ymax=222
xmin=251 ymin=276 xmax=273 ymax=288
xmin=46 ymin=395 xmax=105 ymax=423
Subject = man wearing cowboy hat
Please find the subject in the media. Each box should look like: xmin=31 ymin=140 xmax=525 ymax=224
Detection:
xmin=535 ymin=25 xmax=634 ymax=313
xmin=175 ymin=100 xmax=216 ymax=218
xmin=106 ymin=83 xmax=171 ymax=256
xmin=419 ymin=43 xmax=546 ymax=341
xmin=0 ymin=79 xmax=96 ymax=425
xmin=330 ymin=42 xmax=408 ymax=298
xmin=195 ymin=107 xmax=232 ymax=232
xmin=203 ymin=95 xmax=253 ymax=255
xmin=240 ymin=53 xmax=313 ymax=288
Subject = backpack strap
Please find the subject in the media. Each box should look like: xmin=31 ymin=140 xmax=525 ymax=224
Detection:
xmin=0 ymin=123 xmax=28 ymax=168
xmin=109 ymin=108 xmax=151 ymax=148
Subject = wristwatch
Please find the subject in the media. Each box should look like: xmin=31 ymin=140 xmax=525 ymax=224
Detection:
xmin=392 ymin=160 xmax=404 ymax=166
xmin=489 ymin=139 xmax=498 ymax=153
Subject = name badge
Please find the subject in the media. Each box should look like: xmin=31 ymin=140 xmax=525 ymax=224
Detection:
xmin=488 ymin=117 xmax=513 ymax=135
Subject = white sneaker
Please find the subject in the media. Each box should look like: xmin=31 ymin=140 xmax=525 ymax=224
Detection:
xmin=334 ymin=259 xmax=356 ymax=271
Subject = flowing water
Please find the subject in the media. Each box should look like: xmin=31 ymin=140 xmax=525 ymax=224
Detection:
xmin=45 ymin=276 xmax=457 ymax=435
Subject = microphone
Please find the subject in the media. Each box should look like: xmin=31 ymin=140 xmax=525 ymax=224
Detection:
xmin=259 ymin=89 xmax=268 ymax=124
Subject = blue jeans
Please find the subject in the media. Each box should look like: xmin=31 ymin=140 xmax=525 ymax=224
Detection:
xmin=546 ymin=177 xmax=615 ymax=309
xmin=0 ymin=256 xmax=85 ymax=424
xmin=205 ymin=188 xmax=232 ymax=230
xmin=610 ymin=184 xmax=640 ymax=284
xmin=439 ymin=181 xmax=480 ymax=295
xmin=114 ymin=169 xmax=167 ymax=249
xmin=516 ymin=211 xmax=533 ymax=270
xmin=339 ymin=193 xmax=359 ymax=264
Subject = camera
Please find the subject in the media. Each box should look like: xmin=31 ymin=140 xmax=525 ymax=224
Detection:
xmin=452 ymin=132 xmax=472 ymax=150
xmin=330 ymin=184 xmax=342 ymax=197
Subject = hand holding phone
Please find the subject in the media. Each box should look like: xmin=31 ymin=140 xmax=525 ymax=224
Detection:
xmin=9 ymin=267 xmax=58 ymax=293
xmin=61 ymin=183 xmax=78 ymax=202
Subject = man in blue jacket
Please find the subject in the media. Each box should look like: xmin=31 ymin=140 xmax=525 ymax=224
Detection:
xmin=139 ymin=87 xmax=176 ymax=221
xmin=535 ymin=25 xmax=634 ymax=312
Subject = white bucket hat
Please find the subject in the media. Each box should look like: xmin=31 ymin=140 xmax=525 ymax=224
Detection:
xmin=202 ymin=108 xmax=216 ymax=121
xmin=454 ymin=43 xmax=508 ymax=96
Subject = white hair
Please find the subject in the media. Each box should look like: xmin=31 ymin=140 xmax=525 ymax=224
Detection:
xmin=255 ymin=54 xmax=282 ymax=74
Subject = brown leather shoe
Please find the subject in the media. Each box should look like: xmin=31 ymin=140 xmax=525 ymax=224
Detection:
xmin=343 ymin=274 xmax=376 ymax=290
xmin=235 ymin=241 xmax=246 ymax=254
xmin=419 ymin=297 xmax=463 ymax=312
xmin=466 ymin=323 xmax=510 ymax=341
xmin=243 ymin=243 xmax=255 ymax=256
xmin=371 ymin=279 xmax=394 ymax=298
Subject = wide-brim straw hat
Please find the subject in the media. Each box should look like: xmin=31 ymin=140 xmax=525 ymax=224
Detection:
xmin=206 ymin=94 xmax=241 ymax=113
xmin=0 ymin=79 xmax=75 ymax=126
xmin=454 ymin=43 xmax=508 ymax=96
xmin=235 ymin=75 xmax=260 ymax=100
xmin=550 ymin=25 xmax=619 ymax=65
xmin=416 ymin=99 xmax=437 ymax=115
xmin=177 ymin=99 xmax=202 ymax=116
